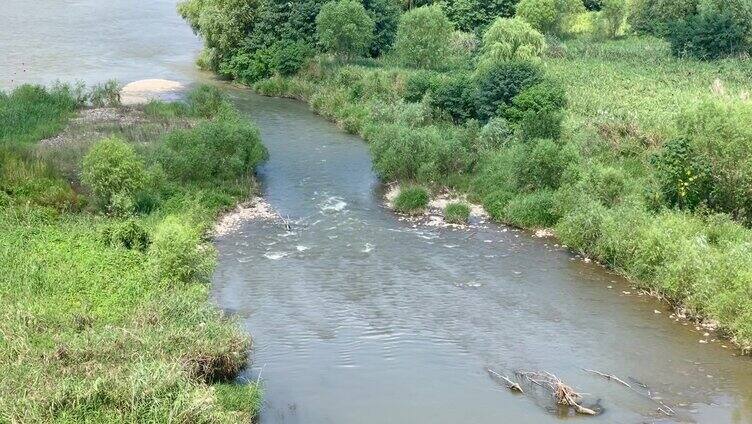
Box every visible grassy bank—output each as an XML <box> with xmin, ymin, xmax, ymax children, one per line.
<box><xmin>248</xmin><ymin>35</ymin><xmax>752</xmax><ymax>351</ymax></box>
<box><xmin>0</xmin><ymin>84</ymin><xmax>266</xmax><ymax>421</ymax></box>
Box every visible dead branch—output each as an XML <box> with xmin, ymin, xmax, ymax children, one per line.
<box><xmin>583</xmin><ymin>369</ymin><xmax>632</xmax><ymax>388</ymax></box>
<box><xmin>517</xmin><ymin>371</ymin><xmax>597</xmax><ymax>416</ymax></box>
<box><xmin>487</xmin><ymin>368</ymin><xmax>523</xmax><ymax>393</ymax></box>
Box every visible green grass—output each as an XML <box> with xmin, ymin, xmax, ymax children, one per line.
<box><xmin>394</xmin><ymin>186</ymin><xmax>430</xmax><ymax>215</ymax></box>
<box><xmin>548</xmin><ymin>36</ymin><xmax>752</xmax><ymax>137</ymax></box>
<box><xmin>0</xmin><ymin>85</ymin><xmax>264</xmax><ymax>422</ymax></box>
<box><xmin>444</xmin><ymin>202</ymin><xmax>470</xmax><ymax>224</ymax></box>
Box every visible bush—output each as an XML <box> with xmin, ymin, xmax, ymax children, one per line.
<box><xmin>370</xmin><ymin>124</ymin><xmax>472</xmax><ymax>182</ymax></box>
<box><xmin>667</xmin><ymin>11</ymin><xmax>749</xmax><ymax>59</ymax></box>
<box><xmin>362</xmin><ymin>0</ymin><xmax>402</xmax><ymax>57</ymax></box>
<box><xmin>652</xmin><ymin>137</ymin><xmax>712</xmax><ymax>210</ymax></box>
<box><xmin>515</xmin><ymin>0</ymin><xmax>584</xmax><ymax>35</ymax></box>
<box><xmin>671</xmin><ymin>100</ymin><xmax>752</xmax><ymax>224</ymax></box>
<box><xmin>475</xmin><ymin>60</ymin><xmax>543</xmax><ymax>122</ymax></box>
<box><xmin>429</xmin><ymin>73</ymin><xmax>478</xmax><ymax>123</ymax></box>
<box><xmin>186</xmin><ymin>85</ymin><xmax>228</xmax><ymax>118</ymax></box>
<box><xmin>444</xmin><ymin>202</ymin><xmax>470</xmax><ymax>223</ymax></box>
<box><xmin>0</xmin><ymin>84</ymin><xmax>77</xmax><ymax>144</ymax></box>
<box><xmin>627</xmin><ymin>0</ymin><xmax>698</xmax><ymax>36</ymax></box>
<box><xmin>102</xmin><ymin>219</ymin><xmax>150</xmax><ymax>251</ymax></box>
<box><xmin>273</xmin><ymin>41</ymin><xmax>314</xmax><ymax>76</ymax></box>
<box><xmin>515</xmin><ymin>138</ymin><xmax>577</xmax><ymax>191</ymax></box>
<box><xmin>403</xmin><ymin>70</ymin><xmax>442</xmax><ymax>102</ymax></box>
<box><xmin>444</xmin><ymin>0</ymin><xmax>519</xmax><ymax>31</ymax></box>
<box><xmin>477</xmin><ymin>18</ymin><xmax>546</xmax><ymax>71</ymax></box>
<box><xmin>594</xmin><ymin>0</ymin><xmax>627</xmax><ymax>38</ymax></box>
<box><xmin>504</xmin><ymin>190</ymin><xmax>557</xmax><ymax>227</ymax></box>
<box><xmin>149</xmin><ymin>216</ymin><xmax>216</xmax><ymax>284</ymax></box>
<box><xmin>482</xmin><ymin>189</ymin><xmax>515</xmax><ymax>220</ymax></box>
<box><xmin>477</xmin><ymin>117</ymin><xmax>514</xmax><ymax>150</ymax></box>
<box><xmin>394</xmin><ymin>5</ymin><xmax>454</xmax><ymax>69</ymax></box>
<box><xmin>82</xmin><ymin>137</ymin><xmax>146</xmax><ymax>213</ymax></box>
<box><xmin>158</xmin><ymin>118</ymin><xmax>267</xmax><ymax>184</ymax></box>
<box><xmin>503</xmin><ymin>80</ymin><xmax>567</xmax><ymax>140</ymax></box>
<box><xmin>394</xmin><ymin>186</ymin><xmax>430</xmax><ymax>214</ymax></box>
<box><xmin>316</xmin><ymin>0</ymin><xmax>375</xmax><ymax>59</ymax></box>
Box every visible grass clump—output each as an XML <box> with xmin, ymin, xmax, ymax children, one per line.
<box><xmin>394</xmin><ymin>186</ymin><xmax>430</xmax><ymax>214</ymax></box>
<box><xmin>0</xmin><ymin>84</ymin><xmax>265</xmax><ymax>422</ymax></box>
<box><xmin>444</xmin><ymin>202</ymin><xmax>470</xmax><ymax>224</ymax></box>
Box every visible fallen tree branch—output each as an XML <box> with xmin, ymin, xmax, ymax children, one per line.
<box><xmin>487</xmin><ymin>368</ymin><xmax>523</xmax><ymax>393</ymax></box>
<box><xmin>582</xmin><ymin>369</ymin><xmax>632</xmax><ymax>388</ymax></box>
<box><xmin>517</xmin><ymin>371</ymin><xmax>598</xmax><ymax>416</ymax></box>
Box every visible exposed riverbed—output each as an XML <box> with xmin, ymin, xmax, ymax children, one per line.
<box><xmin>3</xmin><ymin>1</ymin><xmax>752</xmax><ymax>423</ymax></box>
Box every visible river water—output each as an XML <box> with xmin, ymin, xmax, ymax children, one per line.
<box><xmin>3</xmin><ymin>1</ymin><xmax>752</xmax><ymax>423</ymax></box>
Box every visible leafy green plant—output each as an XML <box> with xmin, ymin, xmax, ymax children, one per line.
<box><xmin>594</xmin><ymin>0</ymin><xmax>627</xmax><ymax>38</ymax></box>
<box><xmin>273</xmin><ymin>40</ymin><xmax>314</xmax><ymax>76</ymax></box>
<box><xmin>475</xmin><ymin>60</ymin><xmax>543</xmax><ymax>122</ymax></box>
<box><xmin>149</xmin><ymin>215</ymin><xmax>216</xmax><ymax>284</ymax></box>
<box><xmin>503</xmin><ymin>80</ymin><xmax>567</xmax><ymax>140</ymax></box>
<box><xmin>394</xmin><ymin>5</ymin><xmax>454</xmax><ymax>69</ymax></box>
<box><xmin>82</xmin><ymin>137</ymin><xmax>146</xmax><ymax>214</ymax></box>
<box><xmin>429</xmin><ymin>73</ymin><xmax>478</xmax><ymax>123</ymax></box>
<box><xmin>667</xmin><ymin>11</ymin><xmax>749</xmax><ymax>59</ymax></box>
<box><xmin>88</xmin><ymin>80</ymin><xmax>121</xmax><ymax>107</ymax></box>
<box><xmin>477</xmin><ymin>17</ymin><xmax>546</xmax><ymax>71</ymax></box>
<box><xmin>403</xmin><ymin>70</ymin><xmax>442</xmax><ymax>103</ymax></box>
<box><xmin>316</xmin><ymin>0</ymin><xmax>375</xmax><ymax>59</ymax></box>
<box><xmin>515</xmin><ymin>0</ymin><xmax>583</xmax><ymax>35</ymax></box>
<box><xmin>101</xmin><ymin>219</ymin><xmax>150</xmax><ymax>251</ymax></box>
<box><xmin>478</xmin><ymin>117</ymin><xmax>514</xmax><ymax>150</ymax></box>
<box><xmin>444</xmin><ymin>0</ymin><xmax>519</xmax><ymax>31</ymax></box>
<box><xmin>394</xmin><ymin>186</ymin><xmax>430</xmax><ymax>214</ymax></box>
<box><xmin>362</xmin><ymin>0</ymin><xmax>402</xmax><ymax>57</ymax></box>
<box><xmin>444</xmin><ymin>202</ymin><xmax>470</xmax><ymax>223</ymax></box>
<box><xmin>186</xmin><ymin>85</ymin><xmax>229</xmax><ymax>118</ymax></box>
<box><xmin>158</xmin><ymin>118</ymin><xmax>268</xmax><ymax>184</ymax></box>
<box><xmin>652</xmin><ymin>137</ymin><xmax>712</xmax><ymax>210</ymax></box>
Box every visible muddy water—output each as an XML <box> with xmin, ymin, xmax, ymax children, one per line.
<box><xmin>3</xmin><ymin>2</ymin><xmax>752</xmax><ymax>423</ymax></box>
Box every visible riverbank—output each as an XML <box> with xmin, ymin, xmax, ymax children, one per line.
<box><xmin>0</xmin><ymin>83</ymin><xmax>266</xmax><ymax>421</ymax></box>
<box><xmin>248</xmin><ymin>38</ymin><xmax>752</xmax><ymax>353</ymax></box>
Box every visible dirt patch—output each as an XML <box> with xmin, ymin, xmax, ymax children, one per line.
<box><xmin>213</xmin><ymin>197</ymin><xmax>279</xmax><ymax>237</ymax></box>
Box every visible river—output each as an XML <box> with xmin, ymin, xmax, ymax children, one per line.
<box><xmin>3</xmin><ymin>1</ymin><xmax>752</xmax><ymax>423</ymax></box>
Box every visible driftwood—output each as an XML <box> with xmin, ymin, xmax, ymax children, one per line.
<box><xmin>517</xmin><ymin>371</ymin><xmax>597</xmax><ymax>416</ymax></box>
<box><xmin>487</xmin><ymin>368</ymin><xmax>523</xmax><ymax>393</ymax></box>
<box><xmin>582</xmin><ymin>369</ymin><xmax>632</xmax><ymax>388</ymax></box>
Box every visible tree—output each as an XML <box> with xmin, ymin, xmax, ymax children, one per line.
<box><xmin>362</xmin><ymin>0</ymin><xmax>403</xmax><ymax>57</ymax></box>
<box><xmin>444</xmin><ymin>0</ymin><xmax>519</xmax><ymax>32</ymax></box>
<box><xmin>515</xmin><ymin>0</ymin><xmax>583</xmax><ymax>35</ymax></box>
<box><xmin>477</xmin><ymin>17</ymin><xmax>545</xmax><ymax>72</ymax></box>
<box><xmin>394</xmin><ymin>5</ymin><xmax>454</xmax><ymax>69</ymax></box>
<box><xmin>316</xmin><ymin>0</ymin><xmax>375</xmax><ymax>59</ymax></box>
<box><xmin>595</xmin><ymin>0</ymin><xmax>627</xmax><ymax>38</ymax></box>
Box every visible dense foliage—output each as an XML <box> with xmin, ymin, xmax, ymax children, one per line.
<box><xmin>394</xmin><ymin>5</ymin><xmax>454</xmax><ymax>69</ymax></box>
<box><xmin>316</xmin><ymin>0</ymin><xmax>375</xmax><ymax>58</ymax></box>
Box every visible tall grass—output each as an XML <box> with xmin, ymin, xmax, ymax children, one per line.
<box><xmin>0</xmin><ymin>84</ymin><xmax>264</xmax><ymax>422</ymax></box>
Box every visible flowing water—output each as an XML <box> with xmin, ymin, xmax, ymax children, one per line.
<box><xmin>3</xmin><ymin>2</ymin><xmax>752</xmax><ymax>423</ymax></box>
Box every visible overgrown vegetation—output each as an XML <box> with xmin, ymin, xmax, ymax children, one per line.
<box><xmin>184</xmin><ymin>0</ymin><xmax>752</xmax><ymax>350</ymax></box>
<box><xmin>0</xmin><ymin>84</ymin><xmax>266</xmax><ymax>421</ymax></box>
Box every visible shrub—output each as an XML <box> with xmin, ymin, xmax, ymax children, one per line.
<box><xmin>0</xmin><ymin>84</ymin><xmax>77</xmax><ymax>144</ymax></box>
<box><xmin>515</xmin><ymin>0</ymin><xmax>584</xmax><ymax>35</ymax></box>
<box><xmin>444</xmin><ymin>0</ymin><xmax>519</xmax><ymax>31</ymax></box>
<box><xmin>149</xmin><ymin>216</ymin><xmax>216</xmax><ymax>284</ymax></box>
<box><xmin>584</xmin><ymin>0</ymin><xmax>602</xmax><ymax>11</ymax></box>
<box><xmin>394</xmin><ymin>5</ymin><xmax>454</xmax><ymax>69</ymax></box>
<box><xmin>515</xmin><ymin>138</ymin><xmax>578</xmax><ymax>191</ymax></box>
<box><xmin>652</xmin><ymin>137</ymin><xmax>712</xmax><ymax>210</ymax></box>
<box><xmin>594</xmin><ymin>0</ymin><xmax>627</xmax><ymax>38</ymax></box>
<box><xmin>503</xmin><ymin>80</ymin><xmax>567</xmax><ymax>140</ymax></box>
<box><xmin>394</xmin><ymin>186</ymin><xmax>430</xmax><ymax>214</ymax></box>
<box><xmin>444</xmin><ymin>202</ymin><xmax>471</xmax><ymax>223</ymax></box>
<box><xmin>504</xmin><ymin>190</ymin><xmax>557</xmax><ymax>227</ymax></box>
<box><xmin>370</xmin><ymin>124</ymin><xmax>472</xmax><ymax>182</ymax></box>
<box><xmin>220</xmin><ymin>47</ymin><xmax>276</xmax><ymax>84</ymax></box>
<box><xmin>362</xmin><ymin>0</ymin><xmax>402</xmax><ymax>57</ymax></box>
<box><xmin>158</xmin><ymin>118</ymin><xmax>267</xmax><ymax>184</ymax></box>
<box><xmin>482</xmin><ymin>189</ymin><xmax>515</xmax><ymax>220</ymax></box>
<box><xmin>403</xmin><ymin>70</ymin><xmax>442</xmax><ymax>102</ymax></box>
<box><xmin>672</xmin><ymin>100</ymin><xmax>752</xmax><ymax>224</ymax></box>
<box><xmin>667</xmin><ymin>11</ymin><xmax>749</xmax><ymax>59</ymax></box>
<box><xmin>475</xmin><ymin>60</ymin><xmax>543</xmax><ymax>122</ymax></box>
<box><xmin>186</xmin><ymin>85</ymin><xmax>228</xmax><ymax>118</ymax></box>
<box><xmin>429</xmin><ymin>73</ymin><xmax>478</xmax><ymax>123</ymax></box>
<box><xmin>143</xmin><ymin>100</ymin><xmax>190</xmax><ymax>119</ymax></box>
<box><xmin>477</xmin><ymin>117</ymin><xmax>514</xmax><ymax>150</ymax></box>
<box><xmin>273</xmin><ymin>41</ymin><xmax>314</xmax><ymax>76</ymax></box>
<box><xmin>477</xmin><ymin>17</ymin><xmax>546</xmax><ymax>71</ymax></box>
<box><xmin>316</xmin><ymin>0</ymin><xmax>375</xmax><ymax>59</ymax></box>
<box><xmin>102</xmin><ymin>219</ymin><xmax>150</xmax><ymax>251</ymax></box>
<box><xmin>82</xmin><ymin>137</ymin><xmax>146</xmax><ymax>213</ymax></box>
